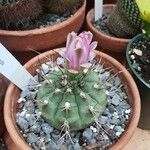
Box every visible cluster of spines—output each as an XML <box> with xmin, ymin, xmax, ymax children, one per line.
<box><xmin>43</xmin><ymin>0</ymin><xmax>80</xmax><ymax>14</ymax></box>
<box><xmin>118</xmin><ymin>0</ymin><xmax>142</xmax><ymax>27</ymax></box>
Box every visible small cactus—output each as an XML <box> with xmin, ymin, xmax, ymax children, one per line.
<box><xmin>107</xmin><ymin>0</ymin><xmax>142</xmax><ymax>38</ymax></box>
<box><xmin>43</xmin><ymin>0</ymin><xmax>80</xmax><ymax>14</ymax></box>
<box><xmin>0</xmin><ymin>0</ymin><xmax>42</xmax><ymax>26</ymax></box>
<box><xmin>36</xmin><ymin>31</ymin><xmax>107</xmax><ymax>131</ymax></box>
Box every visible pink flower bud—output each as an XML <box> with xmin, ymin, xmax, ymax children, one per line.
<box><xmin>59</xmin><ymin>31</ymin><xmax>97</xmax><ymax>72</ymax></box>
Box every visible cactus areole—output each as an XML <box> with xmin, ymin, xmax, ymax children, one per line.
<box><xmin>37</xmin><ymin>31</ymin><xmax>107</xmax><ymax>131</ymax></box>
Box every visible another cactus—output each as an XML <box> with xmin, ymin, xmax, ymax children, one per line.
<box><xmin>43</xmin><ymin>0</ymin><xmax>81</xmax><ymax>14</ymax></box>
<box><xmin>107</xmin><ymin>0</ymin><xmax>142</xmax><ymax>38</ymax></box>
<box><xmin>0</xmin><ymin>0</ymin><xmax>42</xmax><ymax>26</ymax></box>
<box><xmin>36</xmin><ymin>31</ymin><xmax>107</xmax><ymax>131</ymax></box>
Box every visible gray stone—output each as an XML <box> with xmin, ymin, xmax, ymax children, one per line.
<box><xmin>74</xmin><ymin>142</ymin><xmax>81</xmax><ymax>150</ymax></box>
<box><xmin>24</xmin><ymin>100</ymin><xmax>35</xmax><ymax>113</ymax></box>
<box><xmin>47</xmin><ymin>140</ymin><xmax>57</xmax><ymax>150</ymax></box>
<box><xmin>82</xmin><ymin>128</ymin><xmax>93</xmax><ymax>141</ymax></box>
<box><xmin>26</xmin><ymin>91</ymin><xmax>37</xmax><ymax>100</ymax></box>
<box><xmin>16</xmin><ymin>115</ymin><xmax>29</xmax><ymax>130</ymax></box>
<box><xmin>89</xmin><ymin>138</ymin><xmax>96</xmax><ymax>144</ymax></box>
<box><xmin>26</xmin><ymin>115</ymin><xmax>36</xmax><ymax>126</ymax></box>
<box><xmin>51</xmin><ymin>133</ymin><xmax>60</xmax><ymax>141</ymax></box>
<box><xmin>27</xmin><ymin>133</ymin><xmax>38</xmax><ymax>143</ymax></box>
<box><xmin>99</xmin><ymin>116</ymin><xmax>108</xmax><ymax>124</ymax></box>
<box><xmin>111</xmin><ymin>94</ymin><xmax>120</xmax><ymax>106</ymax></box>
<box><xmin>41</xmin><ymin>123</ymin><xmax>53</xmax><ymax>134</ymax></box>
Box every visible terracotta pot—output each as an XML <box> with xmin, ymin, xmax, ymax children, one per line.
<box><xmin>86</xmin><ymin>4</ymin><xmax>130</xmax><ymax>53</ymax></box>
<box><xmin>0</xmin><ymin>0</ymin><xmax>86</xmax><ymax>52</ymax></box>
<box><xmin>0</xmin><ymin>74</ymin><xmax>9</xmax><ymax>136</ymax></box>
<box><xmin>4</xmin><ymin>49</ymin><xmax>140</xmax><ymax>150</ymax></box>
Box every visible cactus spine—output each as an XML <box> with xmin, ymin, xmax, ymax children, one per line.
<box><xmin>107</xmin><ymin>0</ymin><xmax>142</xmax><ymax>38</ymax></box>
<box><xmin>0</xmin><ymin>0</ymin><xmax>42</xmax><ymax>26</ymax></box>
<box><xmin>37</xmin><ymin>67</ymin><xmax>107</xmax><ymax>131</ymax></box>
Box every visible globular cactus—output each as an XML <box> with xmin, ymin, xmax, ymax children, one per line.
<box><xmin>0</xmin><ymin>0</ymin><xmax>42</xmax><ymax>27</ymax></box>
<box><xmin>107</xmin><ymin>0</ymin><xmax>142</xmax><ymax>38</ymax></box>
<box><xmin>36</xmin><ymin>31</ymin><xmax>107</xmax><ymax>131</ymax></box>
<box><xmin>37</xmin><ymin>69</ymin><xmax>107</xmax><ymax>131</ymax></box>
<box><xmin>43</xmin><ymin>0</ymin><xmax>80</xmax><ymax>14</ymax></box>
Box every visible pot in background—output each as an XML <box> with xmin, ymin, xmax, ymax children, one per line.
<box><xmin>86</xmin><ymin>4</ymin><xmax>130</xmax><ymax>53</ymax></box>
<box><xmin>0</xmin><ymin>0</ymin><xmax>86</xmax><ymax>52</ymax></box>
<box><xmin>4</xmin><ymin>49</ymin><xmax>140</xmax><ymax>150</ymax></box>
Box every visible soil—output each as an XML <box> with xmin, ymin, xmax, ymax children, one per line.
<box><xmin>128</xmin><ymin>35</ymin><xmax>150</xmax><ymax>85</ymax></box>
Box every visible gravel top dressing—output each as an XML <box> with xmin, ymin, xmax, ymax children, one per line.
<box><xmin>93</xmin><ymin>12</ymin><xmax>116</xmax><ymax>38</ymax></box>
<box><xmin>128</xmin><ymin>35</ymin><xmax>150</xmax><ymax>86</ymax></box>
<box><xmin>16</xmin><ymin>56</ymin><xmax>131</xmax><ymax>150</ymax></box>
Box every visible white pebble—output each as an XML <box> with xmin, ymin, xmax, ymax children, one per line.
<box><xmin>18</xmin><ymin>97</ymin><xmax>26</xmax><ymax>103</ymax></box>
<box><xmin>125</xmin><ymin>109</ymin><xmax>131</xmax><ymax>114</ymax></box>
<box><xmin>116</xmin><ymin>132</ymin><xmax>122</xmax><ymax>136</ymax></box>
<box><xmin>137</xmin><ymin>66</ymin><xmax>141</xmax><ymax>71</ymax></box>
<box><xmin>125</xmin><ymin>115</ymin><xmax>129</xmax><ymax>119</ymax></box>
<box><xmin>90</xmin><ymin>126</ymin><xmax>97</xmax><ymax>133</ymax></box>
<box><xmin>106</xmin><ymin>90</ymin><xmax>109</xmax><ymax>95</ymax></box>
<box><xmin>110</xmin><ymin>125</ymin><xmax>115</xmax><ymax>129</ymax></box>
<box><xmin>133</xmin><ymin>48</ymin><xmax>143</xmax><ymax>56</ymax></box>
<box><xmin>130</xmin><ymin>55</ymin><xmax>135</xmax><ymax>60</ymax></box>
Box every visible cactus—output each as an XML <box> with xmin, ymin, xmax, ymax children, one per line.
<box><xmin>36</xmin><ymin>31</ymin><xmax>107</xmax><ymax>131</ymax></box>
<box><xmin>107</xmin><ymin>0</ymin><xmax>142</xmax><ymax>38</ymax></box>
<box><xmin>0</xmin><ymin>0</ymin><xmax>42</xmax><ymax>26</ymax></box>
<box><xmin>43</xmin><ymin>0</ymin><xmax>80</xmax><ymax>14</ymax></box>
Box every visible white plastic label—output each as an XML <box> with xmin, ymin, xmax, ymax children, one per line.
<box><xmin>95</xmin><ymin>0</ymin><xmax>103</xmax><ymax>21</ymax></box>
<box><xmin>0</xmin><ymin>43</ymin><xmax>37</xmax><ymax>91</ymax></box>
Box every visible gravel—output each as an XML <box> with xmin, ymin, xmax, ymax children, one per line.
<box><xmin>93</xmin><ymin>13</ymin><xmax>116</xmax><ymax>38</ymax></box>
<box><xmin>16</xmin><ymin>57</ymin><xmax>132</xmax><ymax>150</ymax></box>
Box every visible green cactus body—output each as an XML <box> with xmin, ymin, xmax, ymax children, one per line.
<box><xmin>107</xmin><ymin>0</ymin><xmax>142</xmax><ymax>38</ymax></box>
<box><xmin>37</xmin><ymin>68</ymin><xmax>107</xmax><ymax>131</ymax></box>
<box><xmin>44</xmin><ymin>0</ymin><xmax>80</xmax><ymax>14</ymax></box>
<box><xmin>0</xmin><ymin>0</ymin><xmax>42</xmax><ymax>26</ymax></box>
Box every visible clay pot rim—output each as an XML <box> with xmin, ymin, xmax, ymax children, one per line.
<box><xmin>0</xmin><ymin>0</ymin><xmax>86</xmax><ymax>36</ymax></box>
<box><xmin>86</xmin><ymin>4</ymin><xmax>130</xmax><ymax>43</ymax></box>
<box><xmin>126</xmin><ymin>33</ymin><xmax>150</xmax><ymax>89</ymax></box>
<box><xmin>4</xmin><ymin>49</ymin><xmax>141</xmax><ymax>150</ymax></box>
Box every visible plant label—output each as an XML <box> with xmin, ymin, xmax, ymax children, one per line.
<box><xmin>0</xmin><ymin>43</ymin><xmax>37</xmax><ymax>91</ymax></box>
<box><xmin>95</xmin><ymin>0</ymin><xmax>103</xmax><ymax>21</ymax></box>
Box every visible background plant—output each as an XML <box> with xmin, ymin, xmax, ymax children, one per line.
<box><xmin>43</xmin><ymin>0</ymin><xmax>81</xmax><ymax>14</ymax></box>
<box><xmin>0</xmin><ymin>0</ymin><xmax>42</xmax><ymax>27</ymax></box>
<box><xmin>107</xmin><ymin>0</ymin><xmax>142</xmax><ymax>38</ymax></box>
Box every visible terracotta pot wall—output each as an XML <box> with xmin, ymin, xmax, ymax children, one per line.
<box><xmin>0</xmin><ymin>74</ymin><xmax>9</xmax><ymax>136</ymax></box>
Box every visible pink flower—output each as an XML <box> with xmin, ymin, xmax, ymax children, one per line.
<box><xmin>60</xmin><ymin>31</ymin><xmax>97</xmax><ymax>72</ymax></box>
